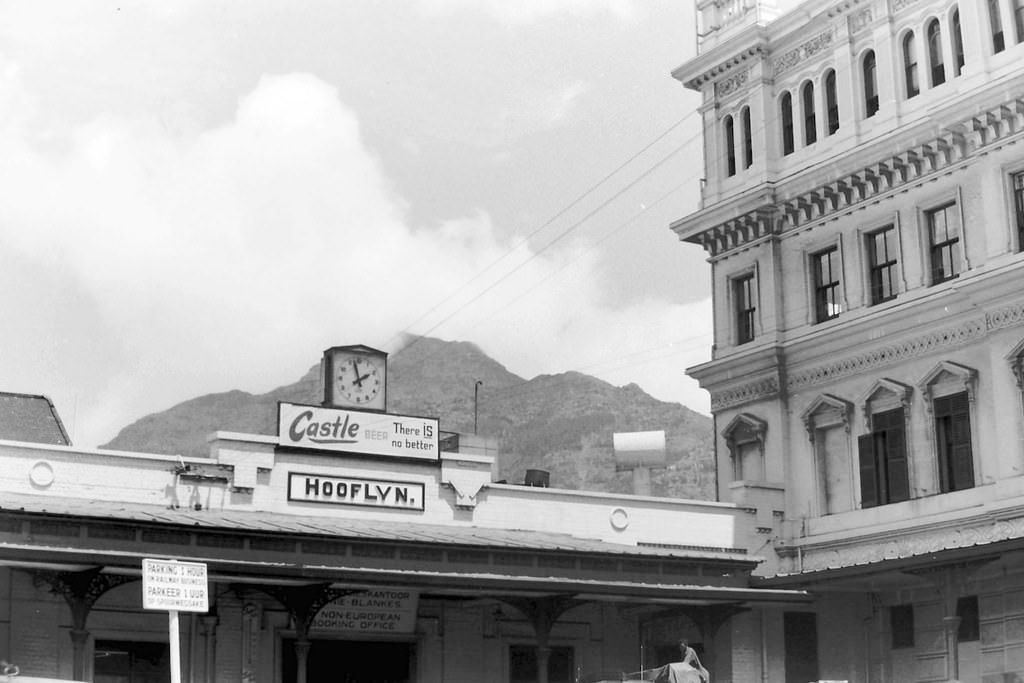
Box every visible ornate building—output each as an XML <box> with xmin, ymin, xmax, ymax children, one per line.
<box><xmin>672</xmin><ymin>0</ymin><xmax>1024</xmax><ymax>681</ymax></box>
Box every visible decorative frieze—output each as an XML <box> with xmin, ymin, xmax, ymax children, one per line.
<box><xmin>847</xmin><ymin>6</ymin><xmax>873</xmax><ymax>34</ymax></box>
<box><xmin>892</xmin><ymin>0</ymin><xmax>922</xmax><ymax>11</ymax></box>
<box><xmin>772</xmin><ymin>28</ymin><xmax>835</xmax><ymax>76</ymax></box>
<box><xmin>781</xmin><ymin>514</ymin><xmax>1024</xmax><ymax>575</ymax></box>
<box><xmin>787</xmin><ymin>318</ymin><xmax>987</xmax><ymax>392</ymax></box>
<box><xmin>988</xmin><ymin>301</ymin><xmax>1024</xmax><ymax>330</ymax></box>
<box><xmin>710</xmin><ymin>375</ymin><xmax>779</xmax><ymax>411</ymax></box>
<box><xmin>715</xmin><ymin>69</ymin><xmax>749</xmax><ymax>99</ymax></box>
<box><xmin>680</xmin><ymin>97</ymin><xmax>1023</xmax><ymax>259</ymax></box>
<box><xmin>713</xmin><ymin>305</ymin><xmax>1024</xmax><ymax>412</ymax></box>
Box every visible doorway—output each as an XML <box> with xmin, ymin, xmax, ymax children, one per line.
<box><xmin>281</xmin><ymin>638</ymin><xmax>414</xmax><ymax>683</ymax></box>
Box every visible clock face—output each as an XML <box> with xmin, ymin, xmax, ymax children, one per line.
<box><xmin>334</xmin><ymin>356</ymin><xmax>383</xmax><ymax>406</ymax></box>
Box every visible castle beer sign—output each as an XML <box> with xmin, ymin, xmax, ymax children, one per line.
<box><xmin>278</xmin><ymin>401</ymin><xmax>439</xmax><ymax>460</ymax></box>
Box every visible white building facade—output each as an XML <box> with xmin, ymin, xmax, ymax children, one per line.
<box><xmin>0</xmin><ymin>390</ymin><xmax>807</xmax><ymax>683</ymax></box>
<box><xmin>672</xmin><ymin>0</ymin><xmax>1024</xmax><ymax>681</ymax></box>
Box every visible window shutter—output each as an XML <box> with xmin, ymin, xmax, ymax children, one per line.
<box><xmin>950</xmin><ymin>408</ymin><xmax>974</xmax><ymax>491</ymax></box>
<box><xmin>886</xmin><ymin>422</ymin><xmax>910</xmax><ymax>503</ymax></box>
<box><xmin>858</xmin><ymin>434</ymin><xmax>878</xmax><ymax>508</ymax></box>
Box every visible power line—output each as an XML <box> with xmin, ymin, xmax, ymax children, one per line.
<box><xmin>384</xmin><ymin>111</ymin><xmax>701</xmax><ymax>356</ymax></box>
<box><xmin>394</xmin><ymin>130</ymin><xmax>700</xmax><ymax>351</ymax></box>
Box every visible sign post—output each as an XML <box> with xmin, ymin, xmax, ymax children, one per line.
<box><xmin>142</xmin><ymin>559</ymin><xmax>209</xmax><ymax>683</ymax></box>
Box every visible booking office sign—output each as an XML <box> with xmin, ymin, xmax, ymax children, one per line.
<box><xmin>278</xmin><ymin>401</ymin><xmax>439</xmax><ymax>511</ymax></box>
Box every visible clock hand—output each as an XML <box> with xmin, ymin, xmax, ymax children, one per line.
<box><xmin>350</xmin><ymin>360</ymin><xmax>365</xmax><ymax>388</ymax></box>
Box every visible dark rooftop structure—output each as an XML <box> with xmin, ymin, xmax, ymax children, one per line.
<box><xmin>0</xmin><ymin>392</ymin><xmax>70</xmax><ymax>446</ymax></box>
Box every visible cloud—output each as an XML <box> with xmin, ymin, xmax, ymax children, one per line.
<box><xmin>0</xmin><ymin>66</ymin><xmax>708</xmax><ymax>448</ymax></box>
<box><xmin>417</xmin><ymin>0</ymin><xmax>637</xmax><ymax>25</ymax></box>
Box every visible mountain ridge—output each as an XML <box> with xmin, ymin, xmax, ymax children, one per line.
<box><xmin>102</xmin><ymin>336</ymin><xmax>715</xmax><ymax>499</ymax></box>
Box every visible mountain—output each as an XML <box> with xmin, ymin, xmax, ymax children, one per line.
<box><xmin>101</xmin><ymin>336</ymin><xmax>715</xmax><ymax>500</ymax></box>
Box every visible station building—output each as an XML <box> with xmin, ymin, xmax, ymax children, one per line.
<box><xmin>672</xmin><ymin>0</ymin><xmax>1024</xmax><ymax>681</ymax></box>
<box><xmin>0</xmin><ymin>345</ymin><xmax>807</xmax><ymax>683</ymax></box>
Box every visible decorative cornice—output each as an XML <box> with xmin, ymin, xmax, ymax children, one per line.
<box><xmin>771</xmin><ymin>26</ymin><xmax>836</xmax><ymax>76</ymax></box>
<box><xmin>715</xmin><ymin>68</ymin><xmax>750</xmax><ymax>100</ymax></box>
<box><xmin>711</xmin><ymin>374</ymin><xmax>780</xmax><ymax>412</ymax></box>
<box><xmin>778</xmin><ymin>513</ymin><xmax>1024</xmax><ymax>575</ymax></box>
<box><xmin>681</xmin><ymin>45</ymin><xmax>767</xmax><ymax>91</ymax></box>
<box><xmin>847</xmin><ymin>6</ymin><xmax>873</xmax><ymax>35</ymax></box>
<box><xmin>709</xmin><ymin>302</ymin><xmax>1024</xmax><ymax>410</ymax></box>
<box><xmin>918</xmin><ymin>360</ymin><xmax>978</xmax><ymax>413</ymax></box>
<box><xmin>788</xmin><ymin>317</ymin><xmax>987</xmax><ymax>393</ymax></box>
<box><xmin>892</xmin><ymin>0</ymin><xmax>923</xmax><ymax>12</ymax></box>
<box><xmin>686</xmin><ymin>98</ymin><xmax>1024</xmax><ymax>258</ymax></box>
<box><xmin>801</xmin><ymin>394</ymin><xmax>853</xmax><ymax>440</ymax></box>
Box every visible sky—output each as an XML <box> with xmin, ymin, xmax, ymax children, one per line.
<box><xmin>0</xmin><ymin>0</ymin><xmax>793</xmax><ymax>448</ymax></box>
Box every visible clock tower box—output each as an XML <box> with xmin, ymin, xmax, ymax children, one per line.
<box><xmin>321</xmin><ymin>344</ymin><xmax>388</xmax><ymax>413</ymax></box>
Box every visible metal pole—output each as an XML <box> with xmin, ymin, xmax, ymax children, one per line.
<box><xmin>474</xmin><ymin>380</ymin><xmax>483</xmax><ymax>434</ymax></box>
<box><xmin>169</xmin><ymin>610</ymin><xmax>181</xmax><ymax>683</ymax></box>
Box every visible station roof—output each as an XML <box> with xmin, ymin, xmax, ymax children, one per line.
<box><xmin>0</xmin><ymin>492</ymin><xmax>812</xmax><ymax>606</ymax></box>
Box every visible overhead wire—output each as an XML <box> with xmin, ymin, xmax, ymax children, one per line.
<box><xmin>390</xmin><ymin>128</ymin><xmax>701</xmax><ymax>354</ymax></box>
<box><xmin>383</xmin><ymin>111</ymin><xmax>701</xmax><ymax>356</ymax></box>
<box><xmin>381</xmin><ymin>97</ymin><xmax>802</xmax><ymax>395</ymax></box>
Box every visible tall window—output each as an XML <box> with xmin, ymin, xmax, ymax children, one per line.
<box><xmin>927</xmin><ymin>19</ymin><xmax>946</xmax><ymax>86</ymax></box>
<box><xmin>858</xmin><ymin>407</ymin><xmax>910</xmax><ymax>508</ymax></box>
<box><xmin>725</xmin><ymin>414</ymin><xmax>766</xmax><ymax>482</ymax></box>
<box><xmin>927</xmin><ymin>201</ymin><xmax>962</xmax><ymax>284</ymax></box>
<box><xmin>784</xmin><ymin>613</ymin><xmax>820</xmax><ymax>683</ymax></box>
<box><xmin>781</xmin><ymin>92</ymin><xmax>795</xmax><ymax>155</ymax></box>
<box><xmin>958</xmin><ymin>596</ymin><xmax>980</xmax><ymax>642</ymax></box>
<box><xmin>903</xmin><ymin>31</ymin><xmax>920</xmax><ymax>98</ymax></box>
<box><xmin>741</xmin><ymin>106</ymin><xmax>753</xmax><ymax>169</ymax></box>
<box><xmin>934</xmin><ymin>391</ymin><xmax>974</xmax><ymax>492</ymax></box>
<box><xmin>1014</xmin><ymin>171</ymin><xmax>1024</xmax><ymax>251</ymax></box>
<box><xmin>734</xmin><ymin>274</ymin><xmax>756</xmax><ymax>344</ymax></box>
<box><xmin>863</xmin><ymin>50</ymin><xmax>879</xmax><ymax>117</ymax></box>
<box><xmin>867</xmin><ymin>225</ymin><xmax>898</xmax><ymax>305</ymax></box>
<box><xmin>803</xmin><ymin>396</ymin><xmax>854</xmax><ymax>515</ymax></box>
<box><xmin>812</xmin><ymin>247</ymin><xmax>842</xmax><ymax>322</ymax></box>
<box><xmin>952</xmin><ymin>9</ymin><xmax>965</xmax><ymax>75</ymax></box>
<box><xmin>990</xmin><ymin>0</ymin><xmax>1006</xmax><ymax>52</ymax></box>
<box><xmin>724</xmin><ymin>115</ymin><xmax>736</xmax><ymax>177</ymax></box>
<box><xmin>1016</xmin><ymin>0</ymin><xmax>1024</xmax><ymax>43</ymax></box>
<box><xmin>802</xmin><ymin>81</ymin><xmax>817</xmax><ymax>145</ymax></box>
<box><xmin>825</xmin><ymin>69</ymin><xmax>839</xmax><ymax>135</ymax></box>
<box><xmin>891</xmin><ymin>605</ymin><xmax>915</xmax><ymax>648</ymax></box>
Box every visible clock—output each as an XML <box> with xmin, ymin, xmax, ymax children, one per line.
<box><xmin>322</xmin><ymin>345</ymin><xmax>388</xmax><ymax>412</ymax></box>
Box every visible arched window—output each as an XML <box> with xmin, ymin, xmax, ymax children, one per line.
<box><xmin>724</xmin><ymin>115</ymin><xmax>736</xmax><ymax>177</ymax></box>
<box><xmin>863</xmin><ymin>50</ymin><xmax>879</xmax><ymax>117</ymax></box>
<box><xmin>802</xmin><ymin>81</ymin><xmax>817</xmax><ymax>145</ymax></box>
<box><xmin>903</xmin><ymin>31</ymin><xmax>920</xmax><ymax>98</ymax></box>
<box><xmin>781</xmin><ymin>91</ymin><xmax>795</xmax><ymax>155</ymax></box>
<box><xmin>824</xmin><ymin>69</ymin><xmax>839</xmax><ymax>135</ymax></box>
<box><xmin>952</xmin><ymin>9</ymin><xmax>965</xmax><ymax>76</ymax></box>
<box><xmin>927</xmin><ymin>19</ymin><xmax>946</xmax><ymax>86</ymax></box>
<box><xmin>741</xmin><ymin>106</ymin><xmax>753</xmax><ymax>169</ymax></box>
<box><xmin>990</xmin><ymin>0</ymin><xmax>1006</xmax><ymax>52</ymax></box>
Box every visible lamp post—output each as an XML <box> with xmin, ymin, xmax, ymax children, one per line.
<box><xmin>474</xmin><ymin>380</ymin><xmax>483</xmax><ymax>434</ymax></box>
